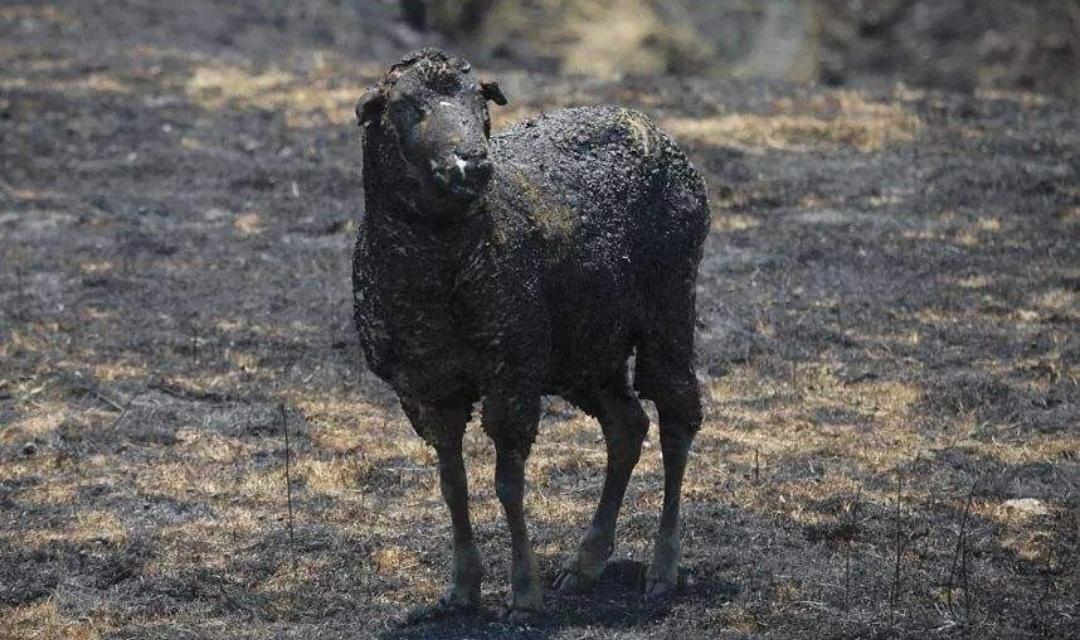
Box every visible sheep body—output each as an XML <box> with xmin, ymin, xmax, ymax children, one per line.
<box><xmin>354</xmin><ymin>105</ymin><xmax>709</xmax><ymax>445</ymax></box>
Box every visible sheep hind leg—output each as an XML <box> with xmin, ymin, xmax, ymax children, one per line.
<box><xmin>643</xmin><ymin>373</ymin><xmax>701</xmax><ymax>600</ymax></box>
<box><xmin>635</xmin><ymin>297</ymin><xmax>703</xmax><ymax>600</ymax></box>
<box><xmin>554</xmin><ymin>383</ymin><xmax>648</xmax><ymax>593</ymax></box>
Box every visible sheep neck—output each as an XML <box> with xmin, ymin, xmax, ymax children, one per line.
<box><xmin>360</xmin><ymin>124</ymin><xmax>490</xmax><ymax>286</ymax></box>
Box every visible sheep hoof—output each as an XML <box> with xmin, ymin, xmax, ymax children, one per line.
<box><xmin>645</xmin><ymin>536</ymin><xmax>681</xmax><ymax>600</ymax></box>
<box><xmin>553</xmin><ymin>566</ymin><xmax>600</xmax><ymax>594</ymax></box>
<box><xmin>404</xmin><ymin>582</ymin><xmax>480</xmax><ymax>623</ymax></box>
<box><xmin>437</xmin><ymin>586</ymin><xmax>480</xmax><ymax>612</ymax></box>
<box><xmin>500</xmin><ymin>589</ymin><xmax>543</xmax><ymax>623</ymax></box>
<box><xmin>645</xmin><ymin>562</ymin><xmax>688</xmax><ymax>601</ymax></box>
<box><xmin>643</xmin><ymin>575</ymin><xmax>678</xmax><ymax>601</ymax></box>
<box><xmin>502</xmin><ymin>607</ymin><xmax>538</xmax><ymax>625</ymax></box>
<box><xmin>405</xmin><ymin>592</ymin><xmax>476</xmax><ymax>624</ymax></box>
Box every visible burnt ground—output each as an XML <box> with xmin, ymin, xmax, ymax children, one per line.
<box><xmin>1</xmin><ymin>2</ymin><xmax>1079</xmax><ymax>639</ymax></box>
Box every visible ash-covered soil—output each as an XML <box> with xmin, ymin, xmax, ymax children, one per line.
<box><xmin>1</xmin><ymin>2</ymin><xmax>1078</xmax><ymax>639</ymax></box>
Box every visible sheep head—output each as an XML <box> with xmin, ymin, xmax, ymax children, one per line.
<box><xmin>356</xmin><ymin>48</ymin><xmax>508</xmax><ymax>207</ymax></box>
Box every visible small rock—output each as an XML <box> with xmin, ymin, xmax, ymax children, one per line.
<box><xmin>21</xmin><ymin>442</ymin><xmax>37</xmax><ymax>457</ymax></box>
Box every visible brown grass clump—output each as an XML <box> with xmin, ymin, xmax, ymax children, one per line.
<box><xmin>664</xmin><ymin>93</ymin><xmax>920</xmax><ymax>152</ymax></box>
<box><xmin>2</xmin><ymin>600</ymin><xmax>113</xmax><ymax>640</ymax></box>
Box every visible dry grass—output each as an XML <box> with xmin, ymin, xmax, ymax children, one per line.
<box><xmin>4</xmin><ymin>599</ymin><xmax>115</xmax><ymax>640</ymax></box>
<box><xmin>664</xmin><ymin>91</ymin><xmax>921</xmax><ymax>152</ymax></box>
<box><xmin>184</xmin><ymin>58</ymin><xmax>381</xmax><ymax>129</ymax></box>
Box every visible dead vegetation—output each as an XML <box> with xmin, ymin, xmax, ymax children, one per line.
<box><xmin>1</xmin><ymin>1</ymin><xmax>1078</xmax><ymax>639</ymax></box>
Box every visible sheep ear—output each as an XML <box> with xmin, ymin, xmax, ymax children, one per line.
<box><xmin>480</xmin><ymin>80</ymin><xmax>508</xmax><ymax>106</ymax></box>
<box><xmin>355</xmin><ymin>87</ymin><xmax>385</xmax><ymax>127</ymax></box>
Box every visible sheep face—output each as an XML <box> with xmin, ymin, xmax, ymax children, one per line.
<box><xmin>357</xmin><ymin>52</ymin><xmax>508</xmax><ymax>207</ymax></box>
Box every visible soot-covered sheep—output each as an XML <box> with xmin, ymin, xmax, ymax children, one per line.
<box><xmin>353</xmin><ymin>49</ymin><xmax>710</xmax><ymax>619</ymax></box>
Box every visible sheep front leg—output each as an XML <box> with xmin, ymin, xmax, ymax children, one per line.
<box><xmin>495</xmin><ymin>444</ymin><xmax>543</xmax><ymax>620</ymax></box>
<box><xmin>484</xmin><ymin>392</ymin><xmax>544</xmax><ymax>621</ymax></box>
<box><xmin>435</xmin><ymin>441</ymin><xmax>483</xmax><ymax>610</ymax></box>
<box><xmin>401</xmin><ymin>399</ymin><xmax>482</xmax><ymax>612</ymax></box>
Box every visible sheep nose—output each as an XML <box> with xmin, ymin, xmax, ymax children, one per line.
<box><xmin>452</xmin><ymin>150</ymin><xmax>491</xmax><ymax>182</ymax></box>
<box><xmin>434</xmin><ymin>149</ymin><xmax>492</xmax><ymax>199</ymax></box>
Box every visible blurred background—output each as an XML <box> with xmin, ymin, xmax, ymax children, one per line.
<box><xmin>9</xmin><ymin>0</ymin><xmax>1076</xmax><ymax>97</ymax></box>
<box><xmin>401</xmin><ymin>0</ymin><xmax>1080</xmax><ymax>98</ymax></box>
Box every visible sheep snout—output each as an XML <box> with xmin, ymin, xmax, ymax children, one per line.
<box><xmin>432</xmin><ymin>149</ymin><xmax>492</xmax><ymax>199</ymax></box>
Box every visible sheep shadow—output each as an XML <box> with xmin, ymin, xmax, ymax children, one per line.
<box><xmin>378</xmin><ymin>559</ymin><xmax>739</xmax><ymax>640</ymax></box>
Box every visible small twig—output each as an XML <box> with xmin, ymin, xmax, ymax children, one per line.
<box><xmin>844</xmin><ymin>486</ymin><xmax>862</xmax><ymax>611</ymax></box>
<box><xmin>961</xmin><ymin>508</ymin><xmax>973</xmax><ymax>631</ymax></box>
<box><xmin>187</xmin><ymin>312</ymin><xmax>200</xmax><ymax>364</ymax></box>
<box><xmin>890</xmin><ymin>472</ymin><xmax>904</xmax><ymax>626</ymax></box>
<box><xmin>946</xmin><ymin>478</ymin><xmax>978</xmax><ymax>614</ymax></box>
<box><xmin>281</xmin><ymin>403</ymin><xmax>297</xmax><ymax>565</ymax></box>
<box><xmin>107</xmin><ymin>386</ymin><xmax>145</xmax><ymax>433</ymax></box>
<box><xmin>92</xmin><ymin>389</ymin><xmax>126</xmax><ymax>412</ymax></box>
